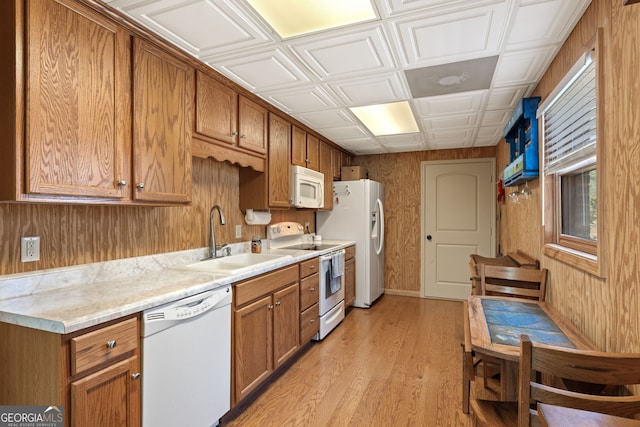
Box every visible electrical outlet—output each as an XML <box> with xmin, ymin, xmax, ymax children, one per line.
<box><xmin>21</xmin><ymin>236</ymin><xmax>41</xmax><ymax>262</ymax></box>
<box><xmin>304</xmin><ymin>221</ymin><xmax>310</xmax><ymax>232</ymax></box>
<box><xmin>235</xmin><ymin>225</ymin><xmax>242</xmax><ymax>239</ymax></box>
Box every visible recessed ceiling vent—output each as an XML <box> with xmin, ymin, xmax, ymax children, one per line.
<box><xmin>405</xmin><ymin>56</ymin><xmax>499</xmax><ymax>98</ymax></box>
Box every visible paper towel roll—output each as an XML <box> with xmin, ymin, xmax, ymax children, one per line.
<box><xmin>245</xmin><ymin>209</ymin><xmax>271</xmax><ymax>225</ymax></box>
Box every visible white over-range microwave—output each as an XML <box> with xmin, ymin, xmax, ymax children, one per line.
<box><xmin>290</xmin><ymin>165</ymin><xmax>324</xmax><ymax>209</ymax></box>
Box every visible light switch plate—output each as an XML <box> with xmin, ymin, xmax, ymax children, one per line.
<box><xmin>21</xmin><ymin>236</ymin><xmax>40</xmax><ymax>262</ymax></box>
<box><xmin>235</xmin><ymin>225</ymin><xmax>242</xmax><ymax>239</ymax></box>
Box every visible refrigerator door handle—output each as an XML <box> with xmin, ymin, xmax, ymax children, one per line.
<box><xmin>374</xmin><ymin>198</ymin><xmax>384</xmax><ymax>255</ymax></box>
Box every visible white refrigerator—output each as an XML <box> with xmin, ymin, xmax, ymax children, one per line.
<box><xmin>316</xmin><ymin>179</ymin><xmax>385</xmax><ymax>308</ymax></box>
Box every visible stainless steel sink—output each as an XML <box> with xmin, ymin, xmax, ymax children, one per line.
<box><xmin>176</xmin><ymin>253</ymin><xmax>292</xmax><ymax>275</ymax></box>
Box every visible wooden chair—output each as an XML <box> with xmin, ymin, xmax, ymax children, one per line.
<box><xmin>480</xmin><ymin>264</ymin><xmax>548</xmax><ymax>302</ymax></box>
<box><xmin>518</xmin><ymin>334</ymin><xmax>640</xmax><ymax>427</ymax></box>
<box><xmin>476</xmin><ymin>264</ymin><xmax>549</xmax><ymax>396</ymax></box>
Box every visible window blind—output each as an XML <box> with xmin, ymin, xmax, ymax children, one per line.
<box><xmin>540</xmin><ymin>53</ymin><xmax>596</xmax><ymax>175</ymax></box>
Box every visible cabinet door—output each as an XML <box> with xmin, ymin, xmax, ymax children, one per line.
<box><xmin>273</xmin><ymin>283</ymin><xmax>300</xmax><ymax>368</ymax></box>
<box><xmin>132</xmin><ymin>38</ymin><xmax>192</xmax><ymax>203</ymax></box>
<box><xmin>71</xmin><ymin>356</ymin><xmax>140</xmax><ymax>427</ymax></box>
<box><xmin>195</xmin><ymin>71</ymin><xmax>238</xmax><ymax>145</ymax></box>
<box><xmin>238</xmin><ymin>96</ymin><xmax>268</xmax><ymax>155</ymax></box>
<box><xmin>291</xmin><ymin>125</ymin><xmax>307</xmax><ymax>167</ymax></box>
<box><xmin>306</xmin><ymin>134</ymin><xmax>320</xmax><ymax>171</ymax></box>
<box><xmin>25</xmin><ymin>0</ymin><xmax>130</xmax><ymax>199</ymax></box>
<box><xmin>345</xmin><ymin>257</ymin><xmax>356</xmax><ymax>307</ymax></box>
<box><xmin>234</xmin><ymin>295</ymin><xmax>273</xmax><ymax>403</ymax></box>
<box><xmin>268</xmin><ymin>114</ymin><xmax>292</xmax><ymax>208</ymax></box>
<box><xmin>332</xmin><ymin>148</ymin><xmax>342</xmax><ymax>179</ymax></box>
<box><xmin>319</xmin><ymin>141</ymin><xmax>334</xmax><ymax>210</ymax></box>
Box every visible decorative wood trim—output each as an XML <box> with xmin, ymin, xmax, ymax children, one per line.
<box><xmin>624</xmin><ymin>0</ymin><xmax>640</xmax><ymax>5</ymax></box>
<box><xmin>192</xmin><ymin>138</ymin><xmax>266</xmax><ymax>172</ymax></box>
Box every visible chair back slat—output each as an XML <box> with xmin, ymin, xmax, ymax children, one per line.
<box><xmin>518</xmin><ymin>334</ymin><xmax>640</xmax><ymax>426</ymax></box>
<box><xmin>480</xmin><ymin>264</ymin><xmax>548</xmax><ymax>302</ymax></box>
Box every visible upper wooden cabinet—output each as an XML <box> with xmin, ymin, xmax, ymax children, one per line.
<box><xmin>291</xmin><ymin>126</ymin><xmax>319</xmax><ymax>171</ymax></box>
<box><xmin>0</xmin><ymin>0</ymin><xmax>192</xmax><ymax>204</ymax></box>
<box><xmin>239</xmin><ymin>113</ymin><xmax>292</xmax><ymax>210</ymax></box>
<box><xmin>132</xmin><ymin>38</ymin><xmax>192</xmax><ymax>204</ymax></box>
<box><xmin>7</xmin><ymin>0</ymin><xmax>131</xmax><ymax>201</ymax></box>
<box><xmin>332</xmin><ymin>147</ymin><xmax>342</xmax><ymax>180</ymax></box>
<box><xmin>268</xmin><ymin>114</ymin><xmax>292</xmax><ymax>208</ymax></box>
<box><xmin>318</xmin><ymin>141</ymin><xmax>334</xmax><ymax>210</ymax></box>
<box><xmin>195</xmin><ymin>71</ymin><xmax>238</xmax><ymax>145</ymax></box>
<box><xmin>238</xmin><ymin>96</ymin><xmax>268</xmax><ymax>155</ymax></box>
<box><xmin>193</xmin><ymin>72</ymin><xmax>267</xmax><ymax>171</ymax></box>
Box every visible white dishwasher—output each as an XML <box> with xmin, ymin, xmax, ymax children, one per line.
<box><xmin>142</xmin><ymin>286</ymin><xmax>231</xmax><ymax>427</ymax></box>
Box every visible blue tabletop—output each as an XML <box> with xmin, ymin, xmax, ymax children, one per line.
<box><xmin>481</xmin><ymin>299</ymin><xmax>576</xmax><ymax>349</ymax></box>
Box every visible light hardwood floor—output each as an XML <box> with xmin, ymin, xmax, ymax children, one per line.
<box><xmin>222</xmin><ymin>295</ymin><xmax>473</xmax><ymax>427</ymax></box>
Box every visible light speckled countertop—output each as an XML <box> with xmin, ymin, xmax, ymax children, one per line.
<box><xmin>0</xmin><ymin>240</ymin><xmax>353</xmax><ymax>334</ymax></box>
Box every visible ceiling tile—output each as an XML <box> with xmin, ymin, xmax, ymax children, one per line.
<box><xmin>390</xmin><ymin>2</ymin><xmax>510</xmax><ymax>67</ymax></box>
<box><xmin>295</xmin><ymin>109</ymin><xmax>356</xmax><ymax>129</ymax></box>
<box><xmin>109</xmin><ymin>0</ymin><xmax>271</xmax><ymax>56</ymax></box>
<box><xmin>414</xmin><ymin>90</ymin><xmax>487</xmax><ymax>117</ymax></box>
<box><xmin>260</xmin><ymin>85</ymin><xmax>339</xmax><ymax>113</ymax></box>
<box><xmin>405</xmin><ymin>56</ymin><xmax>498</xmax><ymax>97</ymax></box>
<box><xmin>427</xmin><ymin>128</ymin><xmax>475</xmax><ymax>147</ymax></box>
<box><xmin>486</xmin><ymin>85</ymin><xmax>533</xmax><ymax>110</ymax></box>
<box><xmin>492</xmin><ymin>46</ymin><xmax>557</xmax><ymax>87</ymax></box>
<box><xmin>327</xmin><ymin>72</ymin><xmax>409</xmax><ymax>106</ymax></box>
<box><xmin>317</xmin><ymin>125</ymin><xmax>370</xmax><ymax>141</ymax></box>
<box><xmin>422</xmin><ymin>114</ymin><xmax>478</xmax><ymax>131</ymax></box>
<box><xmin>506</xmin><ymin>0</ymin><xmax>592</xmax><ymax>50</ymax></box>
<box><xmin>380</xmin><ymin>0</ymin><xmax>500</xmax><ymax>17</ymax></box>
<box><xmin>205</xmin><ymin>48</ymin><xmax>311</xmax><ymax>91</ymax></box>
<box><xmin>480</xmin><ymin>109</ymin><xmax>511</xmax><ymax>127</ymax></box>
<box><xmin>289</xmin><ymin>25</ymin><xmax>397</xmax><ymax>80</ymax></box>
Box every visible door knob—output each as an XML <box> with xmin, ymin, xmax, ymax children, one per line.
<box><xmin>426</xmin><ymin>235</ymin><xmax>432</xmax><ymax>241</ymax></box>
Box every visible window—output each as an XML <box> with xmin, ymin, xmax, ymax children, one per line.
<box><xmin>540</xmin><ymin>34</ymin><xmax>604</xmax><ymax>277</ymax></box>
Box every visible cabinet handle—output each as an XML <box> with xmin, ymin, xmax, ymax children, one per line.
<box><xmin>310</xmin><ymin>319</ymin><xmax>315</xmax><ymax>323</ymax></box>
<box><xmin>117</xmin><ymin>180</ymin><xmax>127</xmax><ymax>187</ymax></box>
<box><xmin>309</xmin><ymin>265</ymin><xmax>315</xmax><ymax>269</ymax></box>
<box><xmin>232</xmin><ymin>131</ymin><xmax>238</xmax><ymax>136</ymax></box>
<box><xmin>268</xmin><ymin>305</ymin><xmax>274</xmax><ymax>310</ymax></box>
<box><xmin>136</xmin><ymin>182</ymin><xmax>145</xmax><ymax>190</ymax></box>
<box><xmin>240</xmin><ymin>134</ymin><xmax>246</xmax><ymax>139</ymax></box>
<box><xmin>275</xmin><ymin>301</ymin><xmax>281</xmax><ymax>306</ymax></box>
<box><xmin>106</xmin><ymin>340</ymin><xmax>117</xmax><ymax>349</ymax></box>
<box><xmin>132</xmin><ymin>373</ymin><xmax>141</xmax><ymax>380</ymax></box>
<box><xmin>309</xmin><ymin>287</ymin><xmax>315</xmax><ymax>291</ymax></box>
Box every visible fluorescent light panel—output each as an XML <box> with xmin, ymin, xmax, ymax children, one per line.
<box><xmin>350</xmin><ymin>101</ymin><xmax>419</xmax><ymax>136</ymax></box>
<box><xmin>247</xmin><ymin>0</ymin><xmax>377</xmax><ymax>39</ymax></box>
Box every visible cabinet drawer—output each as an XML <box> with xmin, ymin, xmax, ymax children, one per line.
<box><xmin>71</xmin><ymin>317</ymin><xmax>138</xmax><ymax>375</ymax></box>
<box><xmin>235</xmin><ymin>265</ymin><xmax>298</xmax><ymax>307</ymax></box>
<box><xmin>300</xmin><ymin>273</ymin><xmax>319</xmax><ymax>312</ymax></box>
<box><xmin>300</xmin><ymin>304</ymin><xmax>319</xmax><ymax>344</ymax></box>
<box><xmin>345</xmin><ymin>245</ymin><xmax>355</xmax><ymax>260</ymax></box>
<box><xmin>299</xmin><ymin>258</ymin><xmax>319</xmax><ymax>278</ymax></box>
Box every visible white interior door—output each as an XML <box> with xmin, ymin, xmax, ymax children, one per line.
<box><xmin>421</xmin><ymin>159</ymin><xmax>495</xmax><ymax>300</ymax></box>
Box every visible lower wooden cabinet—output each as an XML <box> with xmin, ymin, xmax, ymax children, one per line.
<box><xmin>345</xmin><ymin>245</ymin><xmax>356</xmax><ymax>308</ymax></box>
<box><xmin>0</xmin><ymin>315</ymin><xmax>141</xmax><ymax>427</ymax></box>
<box><xmin>71</xmin><ymin>356</ymin><xmax>140</xmax><ymax>427</ymax></box>
<box><xmin>232</xmin><ymin>266</ymin><xmax>299</xmax><ymax>404</ymax></box>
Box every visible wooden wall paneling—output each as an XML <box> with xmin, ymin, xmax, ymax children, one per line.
<box><xmin>355</xmin><ymin>148</ymin><xmax>496</xmax><ymax>295</ymax></box>
<box><xmin>607</xmin><ymin>0</ymin><xmax>640</xmax><ymax>353</ymax></box>
<box><xmin>497</xmin><ymin>0</ymin><xmax>640</xmax><ymax>355</ymax></box>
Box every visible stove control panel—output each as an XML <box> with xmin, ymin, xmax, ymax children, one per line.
<box><xmin>268</xmin><ymin>222</ymin><xmax>304</xmax><ymax>240</ymax></box>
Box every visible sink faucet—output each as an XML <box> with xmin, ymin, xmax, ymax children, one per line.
<box><xmin>209</xmin><ymin>205</ymin><xmax>227</xmax><ymax>259</ymax></box>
